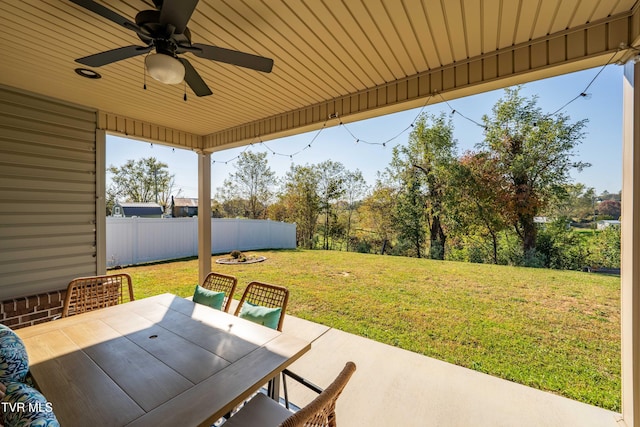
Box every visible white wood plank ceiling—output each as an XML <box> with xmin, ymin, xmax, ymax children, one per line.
<box><xmin>0</xmin><ymin>0</ymin><xmax>637</xmax><ymax>150</ymax></box>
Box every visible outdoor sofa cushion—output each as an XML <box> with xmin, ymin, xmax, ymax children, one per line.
<box><xmin>0</xmin><ymin>325</ymin><xmax>28</xmax><ymax>383</ymax></box>
<box><xmin>1</xmin><ymin>381</ymin><xmax>59</xmax><ymax>427</ymax></box>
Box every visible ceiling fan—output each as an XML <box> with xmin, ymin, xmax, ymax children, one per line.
<box><xmin>69</xmin><ymin>0</ymin><xmax>274</xmax><ymax>97</ymax></box>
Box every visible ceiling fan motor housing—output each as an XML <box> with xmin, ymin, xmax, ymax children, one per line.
<box><xmin>134</xmin><ymin>9</ymin><xmax>191</xmax><ymax>52</ymax></box>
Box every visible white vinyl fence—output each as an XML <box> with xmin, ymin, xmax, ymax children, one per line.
<box><xmin>106</xmin><ymin>217</ymin><xmax>296</xmax><ymax>268</ymax></box>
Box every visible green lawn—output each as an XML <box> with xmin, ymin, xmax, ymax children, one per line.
<box><xmin>117</xmin><ymin>249</ymin><xmax>621</xmax><ymax>411</ymax></box>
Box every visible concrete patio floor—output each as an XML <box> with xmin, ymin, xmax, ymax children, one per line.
<box><xmin>278</xmin><ymin>314</ymin><xmax>623</xmax><ymax>427</ymax></box>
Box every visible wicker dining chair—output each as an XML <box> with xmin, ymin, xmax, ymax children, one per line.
<box><xmin>233</xmin><ymin>281</ymin><xmax>319</xmax><ymax>410</ymax></box>
<box><xmin>200</xmin><ymin>271</ymin><xmax>238</xmax><ymax>312</ymax></box>
<box><xmin>223</xmin><ymin>362</ymin><xmax>356</xmax><ymax>427</ymax></box>
<box><xmin>61</xmin><ymin>273</ymin><xmax>134</xmax><ymax>317</ymax></box>
<box><xmin>234</xmin><ymin>281</ymin><xmax>289</xmax><ymax>331</ymax></box>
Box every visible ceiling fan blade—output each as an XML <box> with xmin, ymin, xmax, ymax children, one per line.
<box><xmin>68</xmin><ymin>0</ymin><xmax>142</xmax><ymax>33</ymax></box>
<box><xmin>76</xmin><ymin>45</ymin><xmax>153</xmax><ymax>67</ymax></box>
<box><xmin>160</xmin><ymin>0</ymin><xmax>199</xmax><ymax>34</ymax></box>
<box><xmin>191</xmin><ymin>43</ymin><xmax>274</xmax><ymax>73</ymax></box>
<box><xmin>179</xmin><ymin>58</ymin><xmax>213</xmax><ymax>97</ymax></box>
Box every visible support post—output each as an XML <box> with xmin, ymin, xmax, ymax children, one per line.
<box><xmin>95</xmin><ymin>129</ymin><xmax>107</xmax><ymax>275</ymax></box>
<box><xmin>198</xmin><ymin>151</ymin><xmax>212</xmax><ymax>285</ymax></box>
<box><xmin>621</xmin><ymin>60</ymin><xmax>640</xmax><ymax>427</ymax></box>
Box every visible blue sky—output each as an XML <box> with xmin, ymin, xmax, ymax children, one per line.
<box><xmin>107</xmin><ymin>64</ymin><xmax>623</xmax><ymax>199</ymax></box>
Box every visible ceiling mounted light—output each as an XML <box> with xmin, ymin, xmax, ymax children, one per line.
<box><xmin>74</xmin><ymin>68</ymin><xmax>101</xmax><ymax>79</ymax></box>
<box><xmin>145</xmin><ymin>53</ymin><xmax>185</xmax><ymax>84</ymax></box>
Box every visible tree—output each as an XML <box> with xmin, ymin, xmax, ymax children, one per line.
<box><xmin>547</xmin><ymin>183</ymin><xmax>596</xmax><ymax>222</ymax></box>
<box><xmin>341</xmin><ymin>169</ymin><xmax>367</xmax><ymax>251</ymax></box>
<box><xmin>599</xmin><ymin>190</ymin><xmax>621</xmax><ymax>202</ymax></box>
<box><xmin>107</xmin><ymin>157</ymin><xmax>178</xmax><ymax>214</ymax></box>
<box><xmin>479</xmin><ymin>87</ymin><xmax>588</xmax><ymax>255</ymax></box>
<box><xmin>392</xmin><ymin>167</ymin><xmax>427</xmax><ymax>257</ymax></box>
<box><xmin>279</xmin><ymin>164</ymin><xmax>321</xmax><ymax>249</ymax></box>
<box><xmin>358</xmin><ymin>180</ymin><xmax>397</xmax><ymax>254</ymax></box>
<box><xmin>211</xmin><ymin>196</ymin><xmax>246</xmax><ymax>218</ymax></box>
<box><xmin>317</xmin><ymin>161</ymin><xmax>347</xmax><ymax>250</ymax></box>
<box><xmin>597</xmin><ymin>199</ymin><xmax>621</xmax><ymax>219</ymax></box>
<box><xmin>389</xmin><ymin>113</ymin><xmax>458</xmax><ymax>259</ymax></box>
<box><xmin>265</xmin><ymin>200</ymin><xmax>289</xmax><ymax>222</ymax></box>
<box><xmin>217</xmin><ymin>151</ymin><xmax>276</xmax><ymax>219</ymax></box>
<box><xmin>457</xmin><ymin>151</ymin><xmax>508</xmax><ymax>264</ymax></box>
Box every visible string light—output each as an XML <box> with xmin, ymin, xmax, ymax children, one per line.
<box><xmin>211</xmin><ymin>136</ymin><xmax>258</xmax><ymax>166</ymax></box>
<box><xmin>209</xmin><ymin>49</ymin><xmax>618</xmax><ymax>166</ymax></box>
<box><xmin>548</xmin><ymin>49</ymin><xmax>618</xmax><ymax>116</ymax></box>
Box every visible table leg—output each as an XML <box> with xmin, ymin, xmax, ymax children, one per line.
<box><xmin>267</xmin><ymin>374</ymin><xmax>281</xmax><ymax>401</ymax></box>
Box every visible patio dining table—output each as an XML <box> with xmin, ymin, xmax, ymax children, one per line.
<box><xmin>14</xmin><ymin>293</ymin><xmax>310</xmax><ymax>427</ymax></box>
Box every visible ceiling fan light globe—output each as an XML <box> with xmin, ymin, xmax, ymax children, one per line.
<box><xmin>145</xmin><ymin>53</ymin><xmax>185</xmax><ymax>84</ymax></box>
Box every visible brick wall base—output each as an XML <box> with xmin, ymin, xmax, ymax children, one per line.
<box><xmin>1</xmin><ymin>290</ymin><xmax>66</xmax><ymax>329</ymax></box>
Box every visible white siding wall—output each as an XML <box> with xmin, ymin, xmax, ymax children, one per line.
<box><xmin>0</xmin><ymin>86</ymin><xmax>98</xmax><ymax>300</ymax></box>
<box><xmin>106</xmin><ymin>217</ymin><xmax>296</xmax><ymax>268</ymax></box>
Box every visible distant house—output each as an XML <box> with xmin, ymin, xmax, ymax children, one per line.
<box><xmin>533</xmin><ymin>216</ymin><xmax>551</xmax><ymax>224</ymax></box>
<box><xmin>597</xmin><ymin>220</ymin><xmax>621</xmax><ymax>230</ymax></box>
<box><xmin>171</xmin><ymin>197</ymin><xmax>198</xmax><ymax>217</ymax></box>
<box><xmin>112</xmin><ymin>202</ymin><xmax>163</xmax><ymax>218</ymax></box>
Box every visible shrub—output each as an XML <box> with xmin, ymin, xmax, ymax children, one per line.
<box><xmin>467</xmin><ymin>245</ymin><xmax>486</xmax><ymax>264</ymax></box>
<box><xmin>522</xmin><ymin>248</ymin><xmax>546</xmax><ymax>268</ymax></box>
<box><xmin>446</xmin><ymin>246</ymin><xmax>467</xmax><ymax>262</ymax></box>
<box><xmin>535</xmin><ymin>220</ymin><xmax>590</xmax><ymax>270</ymax></box>
<box><xmin>497</xmin><ymin>233</ymin><xmax>523</xmax><ymax>266</ymax></box>
<box><xmin>589</xmin><ymin>226</ymin><xmax>621</xmax><ymax>268</ymax></box>
<box><xmin>429</xmin><ymin>241</ymin><xmax>444</xmax><ymax>260</ymax></box>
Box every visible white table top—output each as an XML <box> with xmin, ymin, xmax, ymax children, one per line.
<box><xmin>16</xmin><ymin>293</ymin><xmax>310</xmax><ymax>427</ymax></box>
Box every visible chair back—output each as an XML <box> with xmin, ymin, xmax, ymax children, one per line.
<box><xmin>62</xmin><ymin>273</ymin><xmax>134</xmax><ymax>317</ymax></box>
<box><xmin>280</xmin><ymin>362</ymin><xmax>356</xmax><ymax>427</ymax></box>
<box><xmin>201</xmin><ymin>272</ymin><xmax>238</xmax><ymax>312</ymax></box>
<box><xmin>234</xmin><ymin>281</ymin><xmax>289</xmax><ymax>331</ymax></box>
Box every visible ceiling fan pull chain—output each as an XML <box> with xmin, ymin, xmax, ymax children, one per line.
<box><xmin>143</xmin><ymin>61</ymin><xmax>147</xmax><ymax>90</ymax></box>
<box><xmin>184</xmin><ymin>81</ymin><xmax>187</xmax><ymax>102</ymax></box>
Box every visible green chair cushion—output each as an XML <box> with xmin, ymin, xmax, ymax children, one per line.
<box><xmin>238</xmin><ymin>302</ymin><xmax>281</xmax><ymax>330</ymax></box>
<box><xmin>193</xmin><ymin>285</ymin><xmax>225</xmax><ymax>311</ymax></box>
